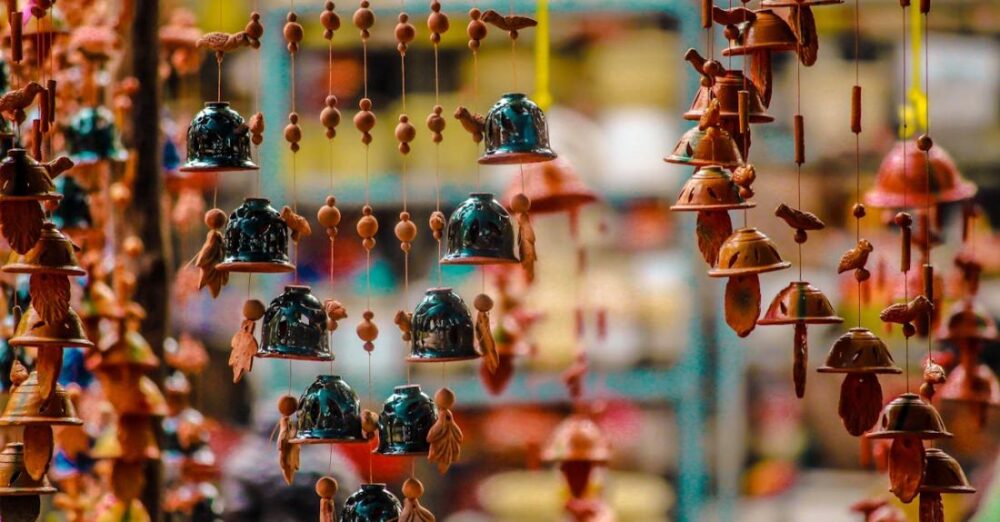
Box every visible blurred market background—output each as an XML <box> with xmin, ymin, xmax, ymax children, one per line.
<box><xmin>149</xmin><ymin>0</ymin><xmax>1000</xmax><ymax>521</ymax></box>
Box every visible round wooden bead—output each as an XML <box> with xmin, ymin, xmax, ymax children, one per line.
<box><xmin>316</xmin><ymin>476</ymin><xmax>338</xmax><ymax>498</ymax></box>
<box><xmin>473</xmin><ymin>293</ymin><xmax>493</xmax><ymax>312</ymax></box>
<box><xmin>357</xmin><ymin>207</ymin><xmax>378</xmax><ymax>238</ymax></box>
<box><xmin>123</xmin><ymin>236</ymin><xmax>144</xmax><ymax>257</ymax></box>
<box><xmin>510</xmin><ymin>193</ymin><xmax>530</xmax><ymax>214</ymax></box>
<box><xmin>902</xmin><ymin>323</ymin><xmax>916</xmax><ymax>338</ymax></box>
<box><xmin>429</xmin><ymin>8</ymin><xmax>449</xmax><ymax>36</ymax></box>
<box><xmin>318</xmin><ymin>202</ymin><xmax>341</xmax><ymax>228</ymax></box>
<box><xmin>246</xmin><ymin>12</ymin><xmax>264</xmax><ymax>39</ymax></box>
<box><xmin>284</xmin><ymin>123</ymin><xmax>302</xmax><ymax>145</ymax></box>
<box><xmin>434</xmin><ymin>387</ymin><xmax>455</xmax><ymax>409</ymax></box>
<box><xmin>363</xmin><ymin>238</ymin><xmax>376</xmax><ymax>250</ymax></box>
<box><xmin>395</xmin><ymin>213</ymin><xmax>417</xmax><ymax>243</ymax></box>
<box><xmin>794</xmin><ymin>229</ymin><xmax>807</xmax><ymax>244</ymax></box>
<box><xmin>396</xmin><ymin>15</ymin><xmax>415</xmax><ymax>45</ymax></box>
<box><xmin>396</xmin><ymin>115</ymin><xmax>416</xmax><ymax>143</ymax></box>
<box><xmin>278</xmin><ymin>395</ymin><xmax>298</xmax><ymax>416</ymax></box>
<box><xmin>852</xmin><ymin>203</ymin><xmax>866</xmax><ymax>219</ymax></box>
<box><xmin>354</xmin><ymin>1</ymin><xmax>374</xmax><ymax>32</ymax></box>
<box><xmin>916</xmin><ymin>134</ymin><xmax>933</xmax><ymax>152</ymax></box>
<box><xmin>703</xmin><ymin>60</ymin><xmax>722</xmax><ymax>77</ymax></box>
<box><xmin>321</xmin><ymin>4</ymin><xmax>341</xmax><ymax>36</ymax></box>
<box><xmin>854</xmin><ymin>267</ymin><xmax>870</xmax><ymax>282</ymax></box>
<box><xmin>894</xmin><ymin>212</ymin><xmax>912</xmax><ymax>227</ymax></box>
<box><xmin>357</xmin><ymin>310</ymin><xmax>378</xmax><ymax>342</ymax></box>
<box><xmin>205</xmin><ymin>208</ymin><xmax>227</xmax><ymax>229</ymax></box>
<box><xmin>429</xmin><ymin>211</ymin><xmax>445</xmax><ymax>239</ymax></box>
<box><xmin>402</xmin><ymin>478</ymin><xmax>424</xmax><ymax>500</ymax></box>
<box><xmin>243</xmin><ymin>299</ymin><xmax>266</xmax><ymax>321</ymax></box>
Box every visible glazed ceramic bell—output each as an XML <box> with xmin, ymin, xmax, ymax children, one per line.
<box><xmin>341</xmin><ymin>484</ymin><xmax>402</xmax><ymax>522</ymax></box>
<box><xmin>0</xmin><ymin>148</ymin><xmax>62</xmax><ymax>203</ymax></box>
<box><xmin>63</xmin><ymin>106</ymin><xmax>127</xmax><ymax>164</ymax></box>
<box><xmin>0</xmin><ymin>372</ymin><xmax>82</xmax><ymax>426</ymax></box>
<box><xmin>817</xmin><ymin>328</ymin><xmax>902</xmax><ymax>374</ymax></box>
<box><xmin>441</xmin><ymin>193</ymin><xmax>519</xmax><ymax>265</ymax></box>
<box><xmin>2</xmin><ymin>222</ymin><xmax>85</xmax><ymax>276</ymax></box>
<box><xmin>937</xmin><ymin>299</ymin><xmax>997</xmax><ymax>342</ymax></box>
<box><xmin>217</xmin><ymin>198</ymin><xmax>295</xmax><ymax>273</ymax></box>
<box><xmin>721</xmin><ymin>9</ymin><xmax>799</xmax><ymax>56</ymax></box>
<box><xmin>408</xmin><ymin>288</ymin><xmax>478</xmax><ymax>363</ymax></box>
<box><xmin>664</xmin><ymin>124</ymin><xmax>743</xmax><ymax>169</ymax></box>
<box><xmin>51</xmin><ymin>176</ymin><xmax>92</xmax><ymax>233</ymax></box>
<box><xmin>257</xmin><ymin>285</ymin><xmax>331</xmax><ymax>361</ymax></box>
<box><xmin>920</xmin><ymin>448</ymin><xmax>975</xmax><ymax>494</ymax></box>
<box><xmin>0</xmin><ymin>442</ymin><xmax>56</xmax><ymax>495</ymax></box>
<box><xmin>180</xmin><ymin>102</ymin><xmax>257</xmax><ymax>172</ymax></box>
<box><xmin>865</xmin><ymin>140</ymin><xmax>976</xmax><ymax>208</ymax></box>
<box><xmin>866</xmin><ymin>393</ymin><xmax>952</xmax><ymax>440</ymax></box>
<box><xmin>480</xmin><ymin>93</ymin><xmax>556</xmax><ymax>165</ymax></box>
<box><xmin>10</xmin><ymin>306</ymin><xmax>94</xmax><ymax>349</ymax></box>
<box><xmin>758</xmin><ymin>282</ymin><xmax>843</xmax><ymax>325</ymax></box>
<box><xmin>507</xmin><ymin>157</ymin><xmax>598</xmax><ymax>214</ymax></box>
<box><xmin>684</xmin><ymin>70</ymin><xmax>773</xmax><ymax>123</ymax></box>
<box><xmin>670</xmin><ymin>165</ymin><xmax>754</xmax><ymax>211</ymax></box>
<box><xmin>708</xmin><ymin>228</ymin><xmax>790</xmax><ymax>277</ymax></box>
<box><xmin>290</xmin><ymin>375</ymin><xmax>366</xmax><ymax>444</ymax></box>
<box><xmin>376</xmin><ymin>384</ymin><xmax>438</xmax><ymax>456</ymax></box>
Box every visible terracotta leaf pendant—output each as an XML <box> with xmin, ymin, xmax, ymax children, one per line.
<box><xmin>112</xmin><ymin>460</ymin><xmax>146</xmax><ymax>503</ymax></box>
<box><xmin>696</xmin><ymin>211</ymin><xmax>732</xmax><ymax>267</ymax></box>
<box><xmin>793</xmin><ymin>322</ymin><xmax>807</xmax><ymax>398</ymax></box>
<box><xmin>839</xmin><ymin>373</ymin><xmax>882</xmax><ymax>436</ymax></box>
<box><xmin>888</xmin><ymin>435</ymin><xmax>925</xmax><ymax>503</ymax></box>
<box><xmin>29</xmin><ymin>273</ymin><xmax>70</xmax><ymax>325</ymax></box>
<box><xmin>480</xmin><ymin>352</ymin><xmax>514</xmax><ymax>396</ymax></box>
<box><xmin>35</xmin><ymin>348</ymin><xmax>63</xmax><ymax>401</ymax></box>
<box><xmin>0</xmin><ymin>200</ymin><xmax>45</xmax><ymax>255</ymax></box>
<box><xmin>724</xmin><ymin>274</ymin><xmax>760</xmax><ymax>337</ymax></box>
<box><xmin>23</xmin><ymin>425</ymin><xmax>53</xmax><ymax>480</ymax></box>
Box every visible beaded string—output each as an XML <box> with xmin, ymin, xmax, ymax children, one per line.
<box><xmin>319</xmin><ymin>1</ymin><xmax>342</xmax><ymax>377</ymax></box>
<box><xmin>395</xmin><ymin>2</ymin><xmax>416</xmax><ymax>382</ymax></box>
<box><xmin>919</xmin><ymin>0</ymin><xmax>933</xmax><ymax>364</ymax></box>
<box><xmin>899</xmin><ymin>0</ymin><xmax>912</xmax><ymax>393</ymax></box>
<box><xmin>427</xmin><ymin>1</ymin><xmax>448</xmax><ymax>287</ymax></box>
<box><xmin>851</xmin><ymin>0</ymin><xmax>865</xmax><ymax>328</ymax></box>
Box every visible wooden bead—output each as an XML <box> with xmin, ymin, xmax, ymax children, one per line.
<box><xmin>316</xmin><ymin>476</ymin><xmax>338</xmax><ymax>498</ymax></box>
<box><xmin>510</xmin><ymin>193</ymin><xmax>530</xmax><ymax>214</ymax></box>
<box><xmin>321</xmin><ymin>96</ymin><xmax>341</xmax><ymax>139</ymax></box>
<box><xmin>321</xmin><ymin>3</ymin><xmax>341</xmax><ymax>39</ymax></box>
<box><xmin>395</xmin><ymin>115</ymin><xmax>416</xmax><ymax>145</ymax></box>
<box><xmin>205</xmin><ymin>208</ymin><xmax>227</xmax><ymax>229</ymax></box>
<box><xmin>916</xmin><ymin>134</ymin><xmax>933</xmax><ymax>152</ymax></box>
<box><xmin>428</xmin><ymin>2</ymin><xmax>449</xmax><ymax>36</ymax></box>
<box><xmin>794</xmin><ymin>229</ymin><xmax>807</xmax><ymax>244</ymax></box>
<box><xmin>703</xmin><ymin>60</ymin><xmax>722</xmax><ymax>78</ymax></box>
<box><xmin>357</xmin><ymin>207</ymin><xmax>378</xmax><ymax>239</ymax></box>
<box><xmin>429</xmin><ymin>211</ymin><xmax>445</xmax><ymax>240</ymax></box>
<box><xmin>402</xmin><ymin>478</ymin><xmax>424</xmax><ymax>500</ymax></box>
<box><xmin>851</xmin><ymin>85</ymin><xmax>862</xmax><ymax>134</ymax></box>
<box><xmin>246</xmin><ymin>12</ymin><xmax>264</xmax><ymax>40</ymax></box>
<box><xmin>362</xmin><ymin>238</ymin><xmax>375</xmax><ymax>250</ymax></box>
<box><xmin>395</xmin><ymin>213</ymin><xmax>417</xmax><ymax>243</ymax></box>
<box><xmin>278</xmin><ymin>395</ymin><xmax>298</xmax><ymax>416</ymax></box>
<box><xmin>894</xmin><ymin>212</ymin><xmax>912</xmax><ymax>227</ymax></box>
<box><xmin>723</xmin><ymin>24</ymin><xmax>738</xmax><ymax>41</ymax></box>
<box><xmin>854</xmin><ymin>267</ymin><xmax>870</xmax><ymax>282</ymax></box>
<box><xmin>793</xmin><ymin>114</ymin><xmax>805</xmax><ymax>165</ymax></box>
<box><xmin>474</xmin><ymin>293</ymin><xmax>493</xmax><ymax>312</ymax></box>
<box><xmin>318</xmin><ymin>201</ymin><xmax>341</xmax><ymax>229</ymax></box>
<box><xmin>852</xmin><ymin>203</ymin><xmax>866</xmax><ymax>219</ymax></box>
<box><xmin>396</xmin><ymin>14</ymin><xmax>415</xmax><ymax>45</ymax></box>
<box><xmin>434</xmin><ymin>388</ymin><xmax>455</xmax><ymax>409</ymax></box>
<box><xmin>123</xmin><ymin>236</ymin><xmax>144</xmax><ymax>257</ymax></box>
<box><xmin>357</xmin><ymin>310</ymin><xmax>378</xmax><ymax>342</ymax></box>
<box><xmin>354</xmin><ymin>1</ymin><xmax>374</xmax><ymax>34</ymax></box>
<box><xmin>902</xmin><ymin>323</ymin><xmax>916</xmax><ymax>338</ymax></box>
<box><xmin>243</xmin><ymin>299</ymin><xmax>266</xmax><ymax>321</ymax></box>
<box><xmin>427</xmin><ymin>105</ymin><xmax>445</xmax><ymax>143</ymax></box>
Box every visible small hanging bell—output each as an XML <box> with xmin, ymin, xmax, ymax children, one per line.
<box><xmin>375</xmin><ymin>384</ymin><xmax>438</xmax><ymax>456</ymax></box>
<box><xmin>758</xmin><ymin>282</ymin><xmax>842</xmax><ymax>325</ymax></box>
<box><xmin>937</xmin><ymin>299</ymin><xmax>997</xmax><ymax>342</ymax></box>
<box><xmin>0</xmin><ymin>442</ymin><xmax>57</xmax><ymax>495</ymax></box>
<box><xmin>257</xmin><ymin>285</ymin><xmax>332</xmax><ymax>361</ymax></box>
<box><xmin>62</xmin><ymin>106</ymin><xmax>128</xmax><ymax>165</ymax></box>
<box><xmin>441</xmin><ymin>193</ymin><xmax>519</xmax><ymax>265</ymax></box>
<box><xmin>542</xmin><ymin>415</ymin><xmax>611</xmax><ymax>499</ymax></box>
<box><xmin>290</xmin><ymin>375</ymin><xmax>366</xmax><ymax>444</ymax></box>
<box><xmin>341</xmin><ymin>483</ymin><xmax>402</xmax><ymax>522</ymax></box>
<box><xmin>0</xmin><ymin>371</ymin><xmax>82</xmax><ymax>427</ymax></box>
<box><xmin>480</xmin><ymin>93</ymin><xmax>556</xmax><ymax>165</ymax></box>
<box><xmin>506</xmin><ymin>157</ymin><xmax>598</xmax><ymax>215</ymax></box>
<box><xmin>865</xmin><ymin>140</ymin><xmax>976</xmax><ymax>208</ymax></box>
<box><xmin>866</xmin><ymin>393</ymin><xmax>952</xmax><ymax>441</ymax></box>
<box><xmin>10</xmin><ymin>306</ymin><xmax>93</xmax><ymax>350</ymax></box>
<box><xmin>2</xmin><ymin>222</ymin><xmax>85</xmax><ymax>276</ymax></box>
<box><xmin>0</xmin><ymin>149</ymin><xmax>73</xmax><ymax>254</ymax></box>
<box><xmin>670</xmin><ymin>166</ymin><xmax>754</xmax><ymax>212</ymax></box>
<box><xmin>708</xmin><ymin>228</ymin><xmax>790</xmax><ymax>277</ymax></box>
<box><xmin>407</xmin><ymin>288</ymin><xmax>478</xmax><ymax>363</ymax></box>
<box><xmin>817</xmin><ymin>328</ymin><xmax>901</xmax><ymax>436</ymax></box>
<box><xmin>217</xmin><ymin>198</ymin><xmax>295</xmax><ymax>273</ymax></box>
<box><xmin>720</xmin><ymin>9</ymin><xmax>799</xmax><ymax>56</ymax></box>
<box><xmin>180</xmin><ymin>102</ymin><xmax>257</xmax><ymax>172</ymax></box>
<box><xmin>918</xmin><ymin>448</ymin><xmax>975</xmax><ymax>522</ymax></box>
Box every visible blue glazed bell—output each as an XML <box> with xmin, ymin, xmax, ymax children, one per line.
<box><xmin>62</xmin><ymin>106</ymin><xmax>127</xmax><ymax>165</ymax></box>
<box><xmin>217</xmin><ymin>197</ymin><xmax>294</xmax><ymax>273</ymax></box>
<box><xmin>441</xmin><ymin>193</ymin><xmax>518</xmax><ymax>265</ymax></box>
<box><xmin>408</xmin><ymin>288</ymin><xmax>479</xmax><ymax>362</ymax></box>
<box><xmin>257</xmin><ymin>285</ymin><xmax>331</xmax><ymax>361</ymax></box>
<box><xmin>341</xmin><ymin>484</ymin><xmax>402</xmax><ymax>522</ymax></box>
<box><xmin>480</xmin><ymin>93</ymin><xmax>556</xmax><ymax>165</ymax></box>
<box><xmin>180</xmin><ymin>102</ymin><xmax>257</xmax><ymax>172</ymax></box>
<box><xmin>51</xmin><ymin>176</ymin><xmax>91</xmax><ymax>234</ymax></box>
<box><xmin>290</xmin><ymin>375</ymin><xmax>366</xmax><ymax>444</ymax></box>
<box><xmin>375</xmin><ymin>384</ymin><xmax>437</xmax><ymax>456</ymax></box>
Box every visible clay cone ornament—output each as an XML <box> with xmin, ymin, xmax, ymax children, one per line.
<box><xmin>506</xmin><ymin>157</ymin><xmax>597</xmax><ymax>215</ymax></box>
<box><xmin>817</xmin><ymin>328</ymin><xmax>901</xmax><ymax>436</ymax></box>
<box><xmin>255</xmin><ymin>285</ymin><xmax>332</xmax><ymax>361</ymax></box>
<box><xmin>708</xmin><ymin>227</ymin><xmax>790</xmax><ymax>337</ymax></box>
<box><xmin>2</xmin><ymin>222</ymin><xmax>85</xmax><ymax>276</ymax></box>
<box><xmin>217</xmin><ymin>198</ymin><xmax>295</xmax><ymax>274</ymax></box>
<box><xmin>543</xmin><ymin>414</ymin><xmax>611</xmax><ymax>499</ymax></box>
<box><xmin>406</xmin><ymin>288</ymin><xmax>479</xmax><ymax>363</ymax></box>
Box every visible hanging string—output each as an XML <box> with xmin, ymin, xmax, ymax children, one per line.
<box><xmin>396</xmin><ymin>1</ymin><xmax>416</xmax><ymax>382</ymax></box>
<box><xmin>921</xmin><ymin>0</ymin><xmax>933</xmax><ymax>363</ymax></box>
<box><xmin>795</xmin><ymin>34</ymin><xmax>803</xmax><ymax>283</ymax></box>
<box><xmin>900</xmin><ymin>0</ymin><xmax>911</xmax><ymax>393</ymax></box>
<box><xmin>853</xmin><ymin>0</ymin><xmax>862</xmax><ymax>328</ymax></box>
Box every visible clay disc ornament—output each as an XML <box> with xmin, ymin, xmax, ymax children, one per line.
<box><xmin>888</xmin><ymin>435</ymin><xmax>925</xmax><ymax>504</ymax></box>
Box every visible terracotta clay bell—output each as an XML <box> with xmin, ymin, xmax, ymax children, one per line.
<box><xmin>865</xmin><ymin>140</ymin><xmax>976</xmax><ymax>208</ymax></box>
<box><xmin>665</xmin><ymin>124</ymin><xmax>743</xmax><ymax>169</ymax></box>
<box><xmin>441</xmin><ymin>193</ymin><xmax>519</xmax><ymax>265</ymax></box>
<box><xmin>758</xmin><ymin>281</ymin><xmax>843</xmax><ymax>325</ymax></box>
<box><xmin>375</xmin><ymin>384</ymin><xmax>438</xmax><ymax>456</ymax></box>
<box><xmin>2</xmin><ymin>222</ymin><xmax>85</xmax><ymax>276</ymax></box>
<box><xmin>217</xmin><ymin>198</ymin><xmax>295</xmax><ymax>273</ymax></box>
<box><xmin>937</xmin><ymin>299</ymin><xmax>997</xmax><ymax>342</ymax></box>
<box><xmin>708</xmin><ymin>228</ymin><xmax>790</xmax><ymax>277</ymax></box>
<box><xmin>480</xmin><ymin>93</ymin><xmax>556</xmax><ymax>165</ymax></box>
<box><xmin>257</xmin><ymin>285</ymin><xmax>332</xmax><ymax>361</ymax></box>
<box><xmin>180</xmin><ymin>102</ymin><xmax>257</xmax><ymax>172</ymax></box>
<box><xmin>0</xmin><ymin>442</ymin><xmax>56</xmax><ymax>495</ymax></box>
<box><xmin>684</xmin><ymin>70</ymin><xmax>773</xmax><ymax>124</ymax></box>
<box><xmin>721</xmin><ymin>9</ymin><xmax>799</xmax><ymax>56</ymax></box>
<box><xmin>919</xmin><ymin>448</ymin><xmax>975</xmax><ymax>494</ymax></box>
<box><xmin>817</xmin><ymin>328</ymin><xmax>901</xmax><ymax>375</ymax></box>
<box><xmin>0</xmin><ymin>372</ymin><xmax>82</xmax><ymax>426</ymax></box>
<box><xmin>407</xmin><ymin>288</ymin><xmax>479</xmax><ymax>363</ymax></box>
<box><xmin>341</xmin><ymin>483</ymin><xmax>402</xmax><ymax>522</ymax></box>
<box><xmin>866</xmin><ymin>393</ymin><xmax>952</xmax><ymax>440</ymax></box>
<box><xmin>505</xmin><ymin>157</ymin><xmax>598</xmax><ymax>215</ymax></box>
<box><xmin>290</xmin><ymin>375</ymin><xmax>366</xmax><ymax>444</ymax></box>
<box><xmin>10</xmin><ymin>306</ymin><xmax>94</xmax><ymax>349</ymax></box>
<box><xmin>670</xmin><ymin>166</ymin><xmax>754</xmax><ymax>212</ymax></box>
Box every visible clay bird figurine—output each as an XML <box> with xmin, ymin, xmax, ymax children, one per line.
<box><xmin>454</xmin><ymin>106</ymin><xmax>484</xmax><ymax>143</ymax></box>
<box><xmin>775</xmin><ymin>203</ymin><xmax>825</xmax><ymax>231</ymax></box>
<box><xmin>837</xmin><ymin>239</ymin><xmax>873</xmax><ymax>274</ymax></box>
<box><xmin>0</xmin><ymin>82</ymin><xmax>45</xmax><ymax>124</ymax></box>
<box><xmin>280</xmin><ymin>206</ymin><xmax>312</xmax><ymax>242</ymax></box>
<box><xmin>919</xmin><ymin>360</ymin><xmax>947</xmax><ymax>401</ymax></box>
<box><xmin>44</xmin><ymin>156</ymin><xmax>75</xmax><ymax>178</ymax></box>
<box><xmin>480</xmin><ymin>9</ymin><xmax>537</xmax><ymax>33</ymax></box>
<box><xmin>732</xmin><ymin>164</ymin><xmax>756</xmax><ymax>199</ymax></box>
<box><xmin>196</xmin><ymin>31</ymin><xmax>252</xmax><ymax>60</ymax></box>
<box><xmin>880</xmin><ymin>295</ymin><xmax>934</xmax><ymax>325</ymax></box>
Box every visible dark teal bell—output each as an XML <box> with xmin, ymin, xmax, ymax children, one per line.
<box><xmin>441</xmin><ymin>193</ymin><xmax>519</xmax><ymax>265</ymax></box>
<box><xmin>290</xmin><ymin>375</ymin><xmax>366</xmax><ymax>444</ymax></box>
<box><xmin>341</xmin><ymin>484</ymin><xmax>402</xmax><ymax>522</ymax></box>
<box><xmin>51</xmin><ymin>176</ymin><xmax>91</xmax><ymax>233</ymax></box>
<box><xmin>408</xmin><ymin>288</ymin><xmax>479</xmax><ymax>363</ymax></box>
<box><xmin>63</xmin><ymin>106</ymin><xmax>127</xmax><ymax>164</ymax></box>
<box><xmin>480</xmin><ymin>93</ymin><xmax>556</xmax><ymax>165</ymax></box>
<box><xmin>217</xmin><ymin>197</ymin><xmax>294</xmax><ymax>273</ymax></box>
<box><xmin>180</xmin><ymin>102</ymin><xmax>257</xmax><ymax>172</ymax></box>
<box><xmin>375</xmin><ymin>384</ymin><xmax>437</xmax><ymax>456</ymax></box>
<box><xmin>257</xmin><ymin>285</ymin><xmax>331</xmax><ymax>361</ymax></box>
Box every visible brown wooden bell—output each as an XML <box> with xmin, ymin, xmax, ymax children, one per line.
<box><xmin>817</xmin><ymin>328</ymin><xmax>901</xmax><ymax>374</ymax></box>
<box><xmin>2</xmin><ymin>222</ymin><xmax>85</xmax><ymax>276</ymax></box>
<box><xmin>665</xmin><ymin>125</ymin><xmax>743</xmax><ymax>169</ymax></box>
<box><xmin>937</xmin><ymin>362</ymin><xmax>1000</xmax><ymax>408</ymax></box>
<box><xmin>919</xmin><ymin>448</ymin><xmax>976</xmax><ymax>494</ymax></box>
<box><xmin>865</xmin><ymin>140</ymin><xmax>977</xmax><ymax>208</ymax></box>
<box><xmin>670</xmin><ymin>166</ymin><xmax>754</xmax><ymax>212</ymax></box>
<box><xmin>0</xmin><ymin>372</ymin><xmax>83</xmax><ymax>427</ymax></box>
<box><xmin>937</xmin><ymin>299</ymin><xmax>997</xmax><ymax>342</ymax></box>
<box><xmin>708</xmin><ymin>228</ymin><xmax>790</xmax><ymax>277</ymax></box>
<box><xmin>721</xmin><ymin>9</ymin><xmax>799</xmax><ymax>56</ymax></box>
<box><xmin>0</xmin><ymin>442</ymin><xmax>57</xmax><ymax>495</ymax></box>
<box><xmin>758</xmin><ymin>281</ymin><xmax>843</xmax><ymax>325</ymax></box>
<box><xmin>684</xmin><ymin>70</ymin><xmax>773</xmax><ymax>123</ymax></box>
<box><xmin>504</xmin><ymin>157</ymin><xmax>598</xmax><ymax>215</ymax></box>
<box><xmin>10</xmin><ymin>306</ymin><xmax>94</xmax><ymax>349</ymax></box>
<box><xmin>866</xmin><ymin>393</ymin><xmax>952</xmax><ymax>440</ymax></box>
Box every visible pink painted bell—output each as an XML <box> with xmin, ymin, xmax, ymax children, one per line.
<box><xmin>504</xmin><ymin>157</ymin><xmax>598</xmax><ymax>215</ymax></box>
<box><xmin>865</xmin><ymin>141</ymin><xmax>976</xmax><ymax>208</ymax></box>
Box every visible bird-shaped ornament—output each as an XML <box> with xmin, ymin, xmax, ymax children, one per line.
<box><xmin>196</xmin><ymin>31</ymin><xmax>253</xmax><ymax>61</ymax></box>
<box><xmin>775</xmin><ymin>202</ymin><xmax>825</xmax><ymax>244</ymax></box>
